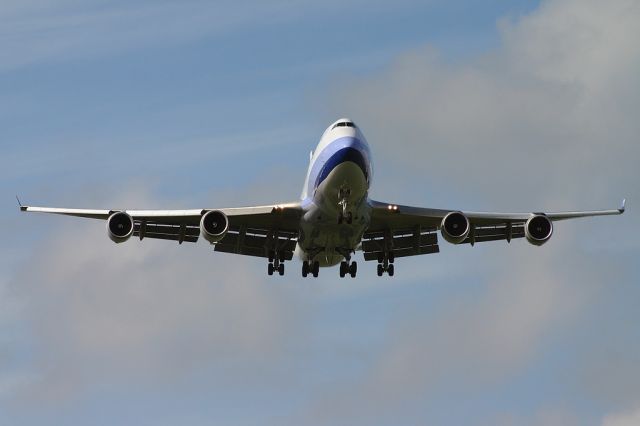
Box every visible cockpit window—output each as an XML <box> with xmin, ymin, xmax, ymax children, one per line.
<box><xmin>332</xmin><ymin>122</ymin><xmax>356</xmax><ymax>130</ymax></box>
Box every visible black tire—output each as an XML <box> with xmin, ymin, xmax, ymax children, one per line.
<box><xmin>388</xmin><ymin>264</ymin><xmax>394</xmax><ymax>277</ymax></box>
<box><xmin>339</xmin><ymin>262</ymin><xmax>347</xmax><ymax>278</ymax></box>
<box><xmin>313</xmin><ymin>261</ymin><xmax>320</xmax><ymax>277</ymax></box>
<box><xmin>268</xmin><ymin>263</ymin><xmax>274</xmax><ymax>276</ymax></box>
<box><xmin>278</xmin><ymin>263</ymin><xmax>285</xmax><ymax>276</ymax></box>
<box><xmin>377</xmin><ymin>264</ymin><xmax>384</xmax><ymax>277</ymax></box>
<box><xmin>377</xmin><ymin>253</ymin><xmax>384</xmax><ymax>264</ymax></box>
<box><xmin>389</xmin><ymin>252</ymin><xmax>395</xmax><ymax>263</ymax></box>
<box><xmin>268</xmin><ymin>251</ymin><xmax>275</xmax><ymax>263</ymax></box>
<box><xmin>349</xmin><ymin>261</ymin><xmax>357</xmax><ymax>278</ymax></box>
<box><xmin>302</xmin><ymin>261</ymin><xmax>309</xmax><ymax>277</ymax></box>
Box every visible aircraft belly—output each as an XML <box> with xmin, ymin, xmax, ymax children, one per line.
<box><xmin>297</xmin><ymin>161</ymin><xmax>371</xmax><ymax>266</ymax></box>
<box><xmin>315</xmin><ymin>161</ymin><xmax>368</xmax><ymax>210</ymax></box>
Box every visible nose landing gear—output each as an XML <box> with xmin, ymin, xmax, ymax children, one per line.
<box><xmin>337</xmin><ymin>187</ymin><xmax>353</xmax><ymax>224</ymax></box>
<box><xmin>338</xmin><ymin>211</ymin><xmax>353</xmax><ymax>225</ymax></box>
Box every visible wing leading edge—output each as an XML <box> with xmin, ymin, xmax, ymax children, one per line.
<box><xmin>368</xmin><ymin>199</ymin><xmax>625</xmax><ymax>229</ymax></box>
<box><xmin>20</xmin><ymin>202</ymin><xmax>304</xmax><ymax>259</ymax></box>
<box><xmin>363</xmin><ymin>199</ymin><xmax>626</xmax><ymax>261</ymax></box>
<box><xmin>19</xmin><ymin>197</ymin><xmax>626</xmax><ymax>262</ymax></box>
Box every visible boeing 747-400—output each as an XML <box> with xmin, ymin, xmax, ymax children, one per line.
<box><xmin>20</xmin><ymin>118</ymin><xmax>626</xmax><ymax>278</ymax></box>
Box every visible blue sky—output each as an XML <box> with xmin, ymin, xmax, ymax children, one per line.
<box><xmin>3</xmin><ymin>0</ymin><xmax>640</xmax><ymax>425</ymax></box>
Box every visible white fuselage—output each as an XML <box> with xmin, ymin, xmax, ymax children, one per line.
<box><xmin>296</xmin><ymin>119</ymin><xmax>373</xmax><ymax>266</ymax></box>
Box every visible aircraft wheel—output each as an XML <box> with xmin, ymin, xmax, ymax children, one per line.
<box><xmin>388</xmin><ymin>252</ymin><xmax>395</xmax><ymax>263</ymax></box>
<box><xmin>268</xmin><ymin>263</ymin><xmax>274</xmax><ymax>276</ymax></box>
<box><xmin>349</xmin><ymin>261</ymin><xmax>357</xmax><ymax>277</ymax></box>
<box><xmin>339</xmin><ymin>261</ymin><xmax>347</xmax><ymax>278</ymax></box>
<box><xmin>278</xmin><ymin>263</ymin><xmax>285</xmax><ymax>276</ymax></box>
<box><xmin>302</xmin><ymin>261</ymin><xmax>309</xmax><ymax>277</ymax></box>
<box><xmin>377</xmin><ymin>264</ymin><xmax>384</xmax><ymax>277</ymax></box>
<box><xmin>387</xmin><ymin>264</ymin><xmax>395</xmax><ymax>277</ymax></box>
<box><xmin>312</xmin><ymin>261</ymin><xmax>320</xmax><ymax>277</ymax></box>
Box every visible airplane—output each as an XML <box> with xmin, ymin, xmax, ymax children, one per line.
<box><xmin>19</xmin><ymin>118</ymin><xmax>626</xmax><ymax>278</ymax></box>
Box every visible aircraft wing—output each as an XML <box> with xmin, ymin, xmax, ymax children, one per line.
<box><xmin>20</xmin><ymin>202</ymin><xmax>304</xmax><ymax>260</ymax></box>
<box><xmin>361</xmin><ymin>199</ymin><xmax>626</xmax><ymax>262</ymax></box>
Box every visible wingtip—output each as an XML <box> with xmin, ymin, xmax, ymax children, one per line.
<box><xmin>16</xmin><ymin>195</ymin><xmax>27</xmax><ymax>211</ymax></box>
<box><xmin>619</xmin><ymin>198</ymin><xmax>626</xmax><ymax>213</ymax></box>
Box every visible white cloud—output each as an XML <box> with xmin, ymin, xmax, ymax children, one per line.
<box><xmin>602</xmin><ymin>406</ymin><xmax>640</xmax><ymax>426</ymax></box>
<box><xmin>373</xmin><ymin>251</ymin><xmax>585</xmax><ymax>389</ymax></box>
<box><xmin>292</xmin><ymin>243</ymin><xmax>606</xmax><ymax>425</ymax></box>
<box><xmin>300</xmin><ymin>0</ymin><xmax>640</xmax><ymax>423</ymax></box>
<box><xmin>3</xmin><ymin>0</ymin><xmax>639</xmax><ymax>423</ymax></box>
<box><xmin>4</xmin><ymin>188</ymin><xmax>308</xmax><ymax>405</ymax></box>
<box><xmin>327</xmin><ymin>0</ymin><xmax>639</xmax><ymax>211</ymax></box>
<box><xmin>493</xmin><ymin>407</ymin><xmax>581</xmax><ymax>426</ymax></box>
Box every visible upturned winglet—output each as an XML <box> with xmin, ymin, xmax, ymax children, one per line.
<box><xmin>16</xmin><ymin>195</ymin><xmax>27</xmax><ymax>211</ymax></box>
<box><xmin>619</xmin><ymin>198</ymin><xmax>626</xmax><ymax>214</ymax></box>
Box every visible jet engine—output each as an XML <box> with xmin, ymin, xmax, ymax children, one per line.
<box><xmin>107</xmin><ymin>211</ymin><xmax>134</xmax><ymax>243</ymax></box>
<box><xmin>525</xmin><ymin>214</ymin><xmax>553</xmax><ymax>246</ymax></box>
<box><xmin>441</xmin><ymin>211</ymin><xmax>470</xmax><ymax>244</ymax></box>
<box><xmin>200</xmin><ymin>210</ymin><xmax>229</xmax><ymax>244</ymax></box>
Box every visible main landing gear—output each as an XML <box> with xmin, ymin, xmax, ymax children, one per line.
<box><xmin>267</xmin><ymin>251</ymin><xmax>285</xmax><ymax>276</ymax></box>
<box><xmin>339</xmin><ymin>260</ymin><xmax>357</xmax><ymax>278</ymax></box>
<box><xmin>302</xmin><ymin>260</ymin><xmax>320</xmax><ymax>278</ymax></box>
<box><xmin>376</xmin><ymin>252</ymin><xmax>395</xmax><ymax>277</ymax></box>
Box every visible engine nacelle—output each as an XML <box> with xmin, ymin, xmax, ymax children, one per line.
<box><xmin>441</xmin><ymin>211</ymin><xmax>471</xmax><ymax>244</ymax></box>
<box><xmin>200</xmin><ymin>210</ymin><xmax>229</xmax><ymax>244</ymax></box>
<box><xmin>107</xmin><ymin>211</ymin><xmax>134</xmax><ymax>243</ymax></box>
<box><xmin>525</xmin><ymin>214</ymin><xmax>553</xmax><ymax>246</ymax></box>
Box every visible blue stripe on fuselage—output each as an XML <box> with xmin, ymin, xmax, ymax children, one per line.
<box><xmin>307</xmin><ymin>136</ymin><xmax>371</xmax><ymax>197</ymax></box>
<box><xmin>315</xmin><ymin>147</ymin><xmax>369</xmax><ymax>189</ymax></box>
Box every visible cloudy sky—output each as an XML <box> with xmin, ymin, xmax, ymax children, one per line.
<box><xmin>2</xmin><ymin>0</ymin><xmax>639</xmax><ymax>424</ymax></box>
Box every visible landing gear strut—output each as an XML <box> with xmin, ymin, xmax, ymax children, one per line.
<box><xmin>339</xmin><ymin>260</ymin><xmax>357</xmax><ymax>278</ymax></box>
<box><xmin>268</xmin><ymin>251</ymin><xmax>286</xmax><ymax>276</ymax></box>
<box><xmin>337</xmin><ymin>187</ymin><xmax>353</xmax><ymax>224</ymax></box>
<box><xmin>302</xmin><ymin>260</ymin><xmax>320</xmax><ymax>278</ymax></box>
<box><xmin>376</xmin><ymin>252</ymin><xmax>395</xmax><ymax>277</ymax></box>
<box><xmin>338</xmin><ymin>211</ymin><xmax>353</xmax><ymax>225</ymax></box>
